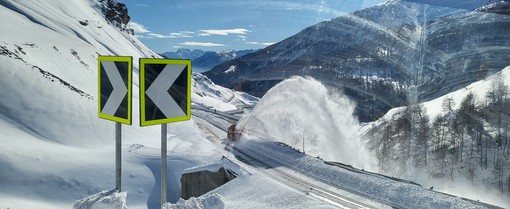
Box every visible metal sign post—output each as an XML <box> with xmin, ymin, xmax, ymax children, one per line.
<box><xmin>97</xmin><ymin>56</ymin><xmax>132</xmax><ymax>193</ymax></box>
<box><xmin>139</xmin><ymin>58</ymin><xmax>191</xmax><ymax>206</ymax></box>
<box><xmin>161</xmin><ymin>123</ymin><xmax>168</xmax><ymax>205</ymax></box>
<box><xmin>115</xmin><ymin>122</ymin><xmax>122</xmax><ymax>191</ymax></box>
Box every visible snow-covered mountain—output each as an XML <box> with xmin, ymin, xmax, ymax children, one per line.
<box><xmin>161</xmin><ymin>49</ymin><xmax>257</xmax><ymax>73</ymax></box>
<box><xmin>193</xmin><ymin>49</ymin><xmax>257</xmax><ymax>73</ymax></box>
<box><xmin>160</xmin><ymin>48</ymin><xmax>206</xmax><ymax>60</ymax></box>
<box><xmin>204</xmin><ymin>0</ymin><xmax>510</xmax><ymax>122</ymax></box>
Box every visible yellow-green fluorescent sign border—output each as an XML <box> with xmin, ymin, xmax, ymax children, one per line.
<box><xmin>139</xmin><ymin>58</ymin><xmax>191</xmax><ymax>127</ymax></box>
<box><xmin>97</xmin><ymin>56</ymin><xmax>132</xmax><ymax>125</ymax></box>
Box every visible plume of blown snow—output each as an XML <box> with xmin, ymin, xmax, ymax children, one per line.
<box><xmin>238</xmin><ymin>76</ymin><xmax>374</xmax><ymax>169</ymax></box>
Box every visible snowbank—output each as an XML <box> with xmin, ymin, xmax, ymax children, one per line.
<box><xmin>235</xmin><ymin>135</ymin><xmax>491</xmax><ymax>209</ymax></box>
<box><xmin>73</xmin><ymin>190</ymin><xmax>127</xmax><ymax>209</ymax></box>
<box><xmin>162</xmin><ymin>194</ymin><xmax>225</xmax><ymax>209</ymax></box>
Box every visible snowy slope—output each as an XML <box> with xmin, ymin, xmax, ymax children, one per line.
<box><xmin>0</xmin><ymin>1</ymin><xmax>327</xmax><ymax>209</ymax></box>
<box><xmin>361</xmin><ymin>65</ymin><xmax>510</xmax><ymax>207</ymax></box>
<box><xmin>371</xmin><ymin>66</ymin><xmax>510</xmax><ymax>128</ymax></box>
<box><xmin>0</xmin><ymin>0</ymin><xmax>164</xmax><ymax>208</ymax></box>
<box><xmin>0</xmin><ymin>0</ymin><xmax>159</xmax><ymax>145</ymax></box>
<box><xmin>192</xmin><ymin>73</ymin><xmax>258</xmax><ymax>112</ymax></box>
<box><xmin>0</xmin><ymin>0</ymin><xmax>213</xmax><ymax>208</ymax></box>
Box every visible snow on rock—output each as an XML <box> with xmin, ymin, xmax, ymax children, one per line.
<box><xmin>73</xmin><ymin>190</ymin><xmax>127</xmax><ymax>209</ymax></box>
<box><xmin>224</xmin><ymin>65</ymin><xmax>236</xmax><ymax>74</ymax></box>
<box><xmin>237</xmin><ymin>76</ymin><xmax>374</xmax><ymax>169</ymax></box>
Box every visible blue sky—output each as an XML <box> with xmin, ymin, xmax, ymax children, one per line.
<box><xmin>121</xmin><ymin>0</ymin><xmax>385</xmax><ymax>53</ymax></box>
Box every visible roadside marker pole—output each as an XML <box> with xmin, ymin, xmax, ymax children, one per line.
<box><xmin>97</xmin><ymin>56</ymin><xmax>132</xmax><ymax>193</ymax></box>
<box><xmin>115</xmin><ymin>122</ymin><xmax>122</xmax><ymax>192</ymax></box>
<box><xmin>139</xmin><ymin>59</ymin><xmax>191</xmax><ymax>206</ymax></box>
<box><xmin>161</xmin><ymin>123</ymin><xmax>168</xmax><ymax>205</ymax></box>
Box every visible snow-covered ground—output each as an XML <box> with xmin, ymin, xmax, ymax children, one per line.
<box><xmin>0</xmin><ymin>1</ymin><xmax>350</xmax><ymax>209</ymax></box>
<box><xmin>0</xmin><ymin>0</ymin><xmax>251</xmax><ymax>208</ymax></box>
<box><xmin>234</xmin><ymin>135</ymin><xmax>493</xmax><ymax>209</ymax></box>
<box><xmin>1</xmin><ymin>0</ymin><xmax>507</xmax><ymax>208</ymax></box>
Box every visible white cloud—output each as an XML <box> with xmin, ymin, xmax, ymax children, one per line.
<box><xmin>146</xmin><ymin>33</ymin><xmax>168</xmax><ymax>38</ymax></box>
<box><xmin>142</xmin><ymin>31</ymin><xmax>195</xmax><ymax>39</ymax></box>
<box><xmin>266</xmin><ymin>1</ymin><xmax>345</xmax><ymax>17</ymax></box>
<box><xmin>179</xmin><ymin>42</ymin><xmax>226</xmax><ymax>47</ymax></box>
<box><xmin>169</xmin><ymin>31</ymin><xmax>194</xmax><ymax>38</ymax></box>
<box><xmin>128</xmin><ymin>22</ymin><xmax>150</xmax><ymax>33</ymax></box>
<box><xmin>199</xmin><ymin>28</ymin><xmax>250</xmax><ymax>36</ymax></box>
<box><xmin>237</xmin><ymin>35</ymin><xmax>247</xmax><ymax>39</ymax></box>
<box><xmin>246</xmin><ymin>41</ymin><xmax>275</xmax><ymax>46</ymax></box>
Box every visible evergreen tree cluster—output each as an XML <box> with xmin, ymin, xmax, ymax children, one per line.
<box><xmin>368</xmin><ymin>76</ymin><xmax>510</xmax><ymax>194</ymax></box>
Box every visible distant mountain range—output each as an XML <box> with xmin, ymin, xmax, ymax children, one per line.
<box><xmin>204</xmin><ymin>0</ymin><xmax>510</xmax><ymax>122</ymax></box>
<box><xmin>161</xmin><ymin>48</ymin><xmax>206</xmax><ymax>60</ymax></box>
<box><xmin>160</xmin><ymin>48</ymin><xmax>257</xmax><ymax>72</ymax></box>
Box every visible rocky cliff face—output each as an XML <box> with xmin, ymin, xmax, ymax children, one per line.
<box><xmin>98</xmin><ymin>0</ymin><xmax>131</xmax><ymax>32</ymax></box>
<box><xmin>204</xmin><ymin>0</ymin><xmax>510</xmax><ymax>122</ymax></box>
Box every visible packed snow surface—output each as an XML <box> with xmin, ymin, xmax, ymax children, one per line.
<box><xmin>234</xmin><ymin>135</ymin><xmax>492</xmax><ymax>209</ymax></box>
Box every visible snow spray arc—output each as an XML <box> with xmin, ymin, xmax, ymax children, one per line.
<box><xmin>237</xmin><ymin>76</ymin><xmax>374</xmax><ymax>170</ymax></box>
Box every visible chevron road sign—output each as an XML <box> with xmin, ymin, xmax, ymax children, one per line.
<box><xmin>139</xmin><ymin>59</ymin><xmax>191</xmax><ymax>126</ymax></box>
<box><xmin>98</xmin><ymin>56</ymin><xmax>132</xmax><ymax>125</ymax></box>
